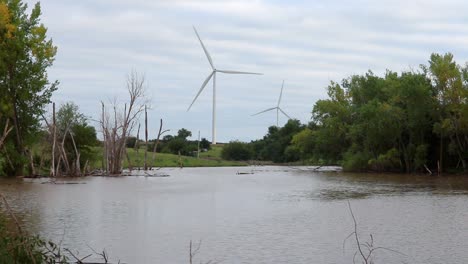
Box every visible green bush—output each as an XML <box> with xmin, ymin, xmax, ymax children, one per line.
<box><xmin>0</xmin><ymin>214</ymin><xmax>68</xmax><ymax>263</ymax></box>
<box><xmin>221</xmin><ymin>141</ymin><xmax>253</xmax><ymax>161</ymax></box>
<box><xmin>342</xmin><ymin>149</ymin><xmax>371</xmax><ymax>172</ymax></box>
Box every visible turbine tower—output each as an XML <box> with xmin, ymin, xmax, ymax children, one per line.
<box><xmin>252</xmin><ymin>80</ymin><xmax>291</xmax><ymax>126</ymax></box>
<box><xmin>187</xmin><ymin>26</ymin><xmax>262</xmax><ymax>145</ymax></box>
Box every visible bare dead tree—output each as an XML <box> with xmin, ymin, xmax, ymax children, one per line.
<box><xmin>100</xmin><ymin>70</ymin><xmax>147</xmax><ymax>175</ymax></box>
<box><xmin>151</xmin><ymin>119</ymin><xmax>169</xmax><ymax>168</ymax></box>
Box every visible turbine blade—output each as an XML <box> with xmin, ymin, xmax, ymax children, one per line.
<box><xmin>251</xmin><ymin>107</ymin><xmax>277</xmax><ymax>116</ymax></box>
<box><xmin>217</xmin><ymin>70</ymin><xmax>263</xmax><ymax>75</ymax></box>
<box><xmin>187</xmin><ymin>72</ymin><xmax>214</xmax><ymax>111</ymax></box>
<box><xmin>278</xmin><ymin>108</ymin><xmax>291</xmax><ymax>119</ymax></box>
<box><xmin>277</xmin><ymin>80</ymin><xmax>285</xmax><ymax>107</ymax></box>
<box><xmin>193</xmin><ymin>26</ymin><xmax>214</xmax><ymax>69</ymax></box>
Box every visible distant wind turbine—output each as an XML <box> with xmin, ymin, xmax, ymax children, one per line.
<box><xmin>187</xmin><ymin>26</ymin><xmax>263</xmax><ymax>145</ymax></box>
<box><xmin>252</xmin><ymin>80</ymin><xmax>291</xmax><ymax>126</ymax></box>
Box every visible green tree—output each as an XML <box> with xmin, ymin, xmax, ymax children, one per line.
<box><xmin>177</xmin><ymin>128</ymin><xmax>192</xmax><ymax>139</ymax></box>
<box><xmin>427</xmin><ymin>53</ymin><xmax>468</xmax><ymax>171</ymax></box>
<box><xmin>250</xmin><ymin>119</ymin><xmax>304</xmax><ymax>163</ymax></box>
<box><xmin>309</xmin><ymin>69</ymin><xmax>436</xmax><ymax>172</ymax></box>
<box><xmin>54</xmin><ymin>102</ymin><xmax>97</xmax><ymax>175</ymax></box>
<box><xmin>221</xmin><ymin>141</ymin><xmax>252</xmax><ymax>161</ymax></box>
<box><xmin>0</xmin><ymin>0</ymin><xmax>57</xmax><ymax>176</ymax></box>
<box><xmin>199</xmin><ymin>138</ymin><xmax>211</xmax><ymax>150</ymax></box>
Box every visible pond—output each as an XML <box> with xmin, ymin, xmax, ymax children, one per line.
<box><xmin>0</xmin><ymin>166</ymin><xmax>467</xmax><ymax>263</ymax></box>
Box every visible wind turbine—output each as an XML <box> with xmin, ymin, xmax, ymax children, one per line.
<box><xmin>252</xmin><ymin>80</ymin><xmax>291</xmax><ymax>127</ymax></box>
<box><xmin>187</xmin><ymin>26</ymin><xmax>262</xmax><ymax>145</ymax></box>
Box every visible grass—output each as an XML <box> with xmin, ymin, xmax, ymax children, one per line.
<box><xmin>91</xmin><ymin>145</ymin><xmax>247</xmax><ymax>169</ymax></box>
<box><xmin>199</xmin><ymin>144</ymin><xmax>224</xmax><ymax>159</ymax></box>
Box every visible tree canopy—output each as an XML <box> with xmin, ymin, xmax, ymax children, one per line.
<box><xmin>0</xmin><ymin>0</ymin><xmax>57</xmax><ymax>176</ymax></box>
<box><xmin>288</xmin><ymin>53</ymin><xmax>467</xmax><ymax>173</ymax></box>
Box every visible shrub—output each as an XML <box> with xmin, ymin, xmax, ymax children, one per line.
<box><xmin>342</xmin><ymin>149</ymin><xmax>372</xmax><ymax>172</ymax></box>
<box><xmin>221</xmin><ymin>141</ymin><xmax>252</xmax><ymax>161</ymax></box>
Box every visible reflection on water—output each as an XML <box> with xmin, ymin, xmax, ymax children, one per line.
<box><xmin>0</xmin><ymin>166</ymin><xmax>467</xmax><ymax>264</ymax></box>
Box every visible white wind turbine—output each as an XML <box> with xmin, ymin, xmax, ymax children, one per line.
<box><xmin>187</xmin><ymin>26</ymin><xmax>262</xmax><ymax>145</ymax></box>
<box><xmin>252</xmin><ymin>80</ymin><xmax>291</xmax><ymax>126</ymax></box>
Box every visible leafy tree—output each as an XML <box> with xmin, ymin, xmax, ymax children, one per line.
<box><xmin>291</xmin><ymin>128</ymin><xmax>315</xmax><ymax>160</ymax></box>
<box><xmin>177</xmin><ymin>128</ymin><xmax>192</xmax><ymax>139</ymax></box>
<box><xmin>249</xmin><ymin>53</ymin><xmax>466</xmax><ymax>173</ymax></box>
<box><xmin>221</xmin><ymin>141</ymin><xmax>252</xmax><ymax>161</ymax></box>
<box><xmin>126</xmin><ymin>136</ymin><xmax>137</xmax><ymax>148</ymax></box>
<box><xmin>199</xmin><ymin>138</ymin><xmax>211</xmax><ymax>150</ymax></box>
<box><xmin>0</xmin><ymin>0</ymin><xmax>58</xmax><ymax>175</ymax></box>
<box><xmin>167</xmin><ymin>137</ymin><xmax>186</xmax><ymax>154</ymax></box>
<box><xmin>54</xmin><ymin>102</ymin><xmax>97</xmax><ymax>174</ymax></box>
<box><xmin>427</xmin><ymin>53</ymin><xmax>468</xmax><ymax>171</ymax></box>
<box><xmin>250</xmin><ymin>119</ymin><xmax>304</xmax><ymax>163</ymax></box>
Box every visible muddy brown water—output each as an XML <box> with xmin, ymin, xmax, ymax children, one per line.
<box><xmin>0</xmin><ymin>166</ymin><xmax>467</xmax><ymax>263</ymax></box>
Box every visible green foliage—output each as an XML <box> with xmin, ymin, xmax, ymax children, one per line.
<box><xmin>167</xmin><ymin>137</ymin><xmax>186</xmax><ymax>154</ymax></box>
<box><xmin>342</xmin><ymin>149</ymin><xmax>372</xmax><ymax>172</ymax></box>
<box><xmin>91</xmin><ymin>147</ymin><xmax>247</xmax><ymax>168</ymax></box>
<box><xmin>199</xmin><ymin>138</ymin><xmax>211</xmax><ymax>150</ymax></box>
<box><xmin>291</xmin><ymin>128</ymin><xmax>314</xmax><ymax>160</ymax></box>
<box><xmin>177</xmin><ymin>128</ymin><xmax>192</xmax><ymax>140</ymax></box>
<box><xmin>154</xmin><ymin>128</ymin><xmax>210</xmax><ymax>156</ymax></box>
<box><xmin>250</xmin><ymin>119</ymin><xmax>305</xmax><ymax>163</ymax></box>
<box><xmin>0</xmin><ymin>0</ymin><xmax>58</xmax><ymax>176</ymax></box>
<box><xmin>126</xmin><ymin>136</ymin><xmax>137</xmax><ymax>148</ymax></box>
<box><xmin>291</xmin><ymin>53</ymin><xmax>467</xmax><ymax>173</ymax></box>
<box><xmin>368</xmin><ymin>148</ymin><xmax>400</xmax><ymax>172</ymax></box>
<box><xmin>221</xmin><ymin>141</ymin><xmax>253</xmax><ymax>161</ymax></box>
<box><xmin>0</xmin><ymin>214</ymin><xmax>68</xmax><ymax>263</ymax></box>
<box><xmin>55</xmin><ymin>102</ymin><xmax>97</xmax><ymax>170</ymax></box>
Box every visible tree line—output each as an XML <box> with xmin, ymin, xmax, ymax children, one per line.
<box><xmin>127</xmin><ymin>128</ymin><xmax>211</xmax><ymax>156</ymax></box>
<box><xmin>223</xmin><ymin>53</ymin><xmax>467</xmax><ymax>173</ymax></box>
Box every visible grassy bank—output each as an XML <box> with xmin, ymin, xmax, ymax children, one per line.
<box><xmin>90</xmin><ymin>145</ymin><xmax>248</xmax><ymax>169</ymax></box>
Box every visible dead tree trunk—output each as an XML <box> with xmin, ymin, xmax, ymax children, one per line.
<box><xmin>151</xmin><ymin>119</ymin><xmax>169</xmax><ymax>168</ymax></box>
<box><xmin>135</xmin><ymin>123</ymin><xmax>140</xmax><ymax>153</ymax></box>
<box><xmin>144</xmin><ymin>105</ymin><xmax>148</xmax><ymax>171</ymax></box>
<box><xmin>51</xmin><ymin>102</ymin><xmax>56</xmax><ymax>177</ymax></box>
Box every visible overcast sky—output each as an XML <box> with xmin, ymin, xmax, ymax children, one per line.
<box><xmin>26</xmin><ymin>0</ymin><xmax>468</xmax><ymax>142</ymax></box>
